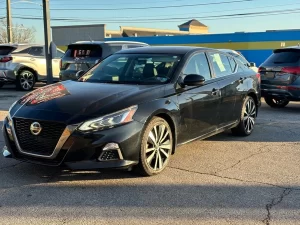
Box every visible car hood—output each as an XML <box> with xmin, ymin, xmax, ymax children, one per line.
<box><xmin>10</xmin><ymin>81</ymin><xmax>166</xmax><ymax>124</ymax></box>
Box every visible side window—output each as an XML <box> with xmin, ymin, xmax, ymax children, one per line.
<box><xmin>208</xmin><ymin>52</ymin><xmax>233</xmax><ymax>78</ymax></box>
<box><xmin>228</xmin><ymin>56</ymin><xmax>237</xmax><ymax>72</ymax></box>
<box><xmin>29</xmin><ymin>47</ymin><xmax>44</xmax><ymax>57</ymax></box>
<box><xmin>183</xmin><ymin>52</ymin><xmax>211</xmax><ymax>80</ymax></box>
<box><xmin>12</xmin><ymin>47</ymin><xmax>30</xmax><ymax>54</ymax></box>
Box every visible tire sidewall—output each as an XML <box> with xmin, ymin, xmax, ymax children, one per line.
<box><xmin>139</xmin><ymin>117</ymin><xmax>173</xmax><ymax>176</ymax></box>
<box><xmin>241</xmin><ymin>96</ymin><xmax>256</xmax><ymax>135</ymax></box>
<box><xmin>17</xmin><ymin>70</ymin><xmax>36</xmax><ymax>91</ymax></box>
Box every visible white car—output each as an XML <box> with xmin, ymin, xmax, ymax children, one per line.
<box><xmin>219</xmin><ymin>49</ymin><xmax>258</xmax><ymax>72</ymax></box>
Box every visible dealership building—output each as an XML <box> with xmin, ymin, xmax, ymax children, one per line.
<box><xmin>51</xmin><ymin>19</ymin><xmax>209</xmax><ymax>48</ymax></box>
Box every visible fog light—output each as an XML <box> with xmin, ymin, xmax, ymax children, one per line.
<box><xmin>103</xmin><ymin>143</ymin><xmax>120</xmax><ymax>151</ymax></box>
<box><xmin>98</xmin><ymin>143</ymin><xmax>123</xmax><ymax>161</ymax></box>
<box><xmin>2</xmin><ymin>146</ymin><xmax>12</xmax><ymax>158</ymax></box>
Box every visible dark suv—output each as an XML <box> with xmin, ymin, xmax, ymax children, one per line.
<box><xmin>260</xmin><ymin>46</ymin><xmax>300</xmax><ymax>108</ymax></box>
<box><xmin>59</xmin><ymin>41</ymin><xmax>148</xmax><ymax>81</ymax></box>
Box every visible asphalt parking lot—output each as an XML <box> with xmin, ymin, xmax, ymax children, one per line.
<box><xmin>0</xmin><ymin>85</ymin><xmax>300</xmax><ymax>225</ymax></box>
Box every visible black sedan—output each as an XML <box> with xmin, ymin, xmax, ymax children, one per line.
<box><xmin>2</xmin><ymin>46</ymin><xmax>261</xmax><ymax>176</ymax></box>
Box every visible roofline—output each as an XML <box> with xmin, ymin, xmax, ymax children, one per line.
<box><xmin>119</xmin><ymin>26</ymin><xmax>190</xmax><ymax>35</ymax></box>
<box><xmin>51</xmin><ymin>24</ymin><xmax>106</xmax><ymax>29</ymax></box>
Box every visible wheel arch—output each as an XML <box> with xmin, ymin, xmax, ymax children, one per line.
<box><xmin>247</xmin><ymin>90</ymin><xmax>259</xmax><ymax>116</ymax></box>
<box><xmin>143</xmin><ymin>109</ymin><xmax>178</xmax><ymax>155</ymax></box>
<box><xmin>17</xmin><ymin>66</ymin><xmax>38</xmax><ymax>81</ymax></box>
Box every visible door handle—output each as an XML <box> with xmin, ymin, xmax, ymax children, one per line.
<box><xmin>211</xmin><ymin>88</ymin><xmax>219</xmax><ymax>96</ymax></box>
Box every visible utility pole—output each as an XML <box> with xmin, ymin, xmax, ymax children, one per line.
<box><xmin>42</xmin><ymin>0</ymin><xmax>53</xmax><ymax>84</ymax></box>
<box><xmin>6</xmin><ymin>0</ymin><xmax>12</xmax><ymax>43</ymax></box>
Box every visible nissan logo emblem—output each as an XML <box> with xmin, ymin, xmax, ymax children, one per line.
<box><xmin>30</xmin><ymin>122</ymin><xmax>42</xmax><ymax>135</ymax></box>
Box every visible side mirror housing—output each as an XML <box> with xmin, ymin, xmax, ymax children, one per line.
<box><xmin>76</xmin><ymin>70</ymin><xmax>85</xmax><ymax>79</ymax></box>
<box><xmin>183</xmin><ymin>74</ymin><xmax>205</xmax><ymax>86</ymax></box>
<box><xmin>249</xmin><ymin>62</ymin><xmax>256</xmax><ymax>67</ymax></box>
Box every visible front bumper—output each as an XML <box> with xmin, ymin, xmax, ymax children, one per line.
<box><xmin>2</xmin><ymin>117</ymin><xmax>143</xmax><ymax>170</ymax></box>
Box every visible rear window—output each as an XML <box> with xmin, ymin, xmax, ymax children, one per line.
<box><xmin>0</xmin><ymin>46</ymin><xmax>16</xmax><ymax>55</ymax></box>
<box><xmin>264</xmin><ymin>49</ymin><xmax>300</xmax><ymax>64</ymax></box>
<box><xmin>65</xmin><ymin>44</ymin><xmax>102</xmax><ymax>58</ymax></box>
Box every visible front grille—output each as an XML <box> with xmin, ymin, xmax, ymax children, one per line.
<box><xmin>14</xmin><ymin>118</ymin><xmax>66</xmax><ymax>156</ymax></box>
<box><xmin>99</xmin><ymin>150</ymin><xmax>120</xmax><ymax>161</ymax></box>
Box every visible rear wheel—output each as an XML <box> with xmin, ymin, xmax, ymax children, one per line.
<box><xmin>264</xmin><ymin>96</ymin><xmax>289</xmax><ymax>108</ymax></box>
<box><xmin>16</xmin><ymin>70</ymin><xmax>36</xmax><ymax>91</ymax></box>
<box><xmin>136</xmin><ymin>117</ymin><xmax>173</xmax><ymax>176</ymax></box>
<box><xmin>232</xmin><ymin>96</ymin><xmax>257</xmax><ymax>136</ymax></box>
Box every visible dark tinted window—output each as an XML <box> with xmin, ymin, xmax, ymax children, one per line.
<box><xmin>80</xmin><ymin>54</ymin><xmax>181</xmax><ymax>84</ymax></box>
<box><xmin>208</xmin><ymin>52</ymin><xmax>233</xmax><ymax>77</ymax></box>
<box><xmin>13</xmin><ymin>47</ymin><xmax>30</xmax><ymax>54</ymax></box>
<box><xmin>65</xmin><ymin>44</ymin><xmax>102</xmax><ymax>58</ymax></box>
<box><xmin>228</xmin><ymin>56</ymin><xmax>237</xmax><ymax>72</ymax></box>
<box><xmin>264</xmin><ymin>50</ymin><xmax>300</xmax><ymax>64</ymax></box>
<box><xmin>183</xmin><ymin>52</ymin><xmax>211</xmax><ymax>80</ymax></box>
<box><xmin>0</xmin><ymin>46</ymin><xmax>16</xmax><ymax>55</ymax></box>
<box><xmin>29</xmin><ymin>47</ymin><xmax>44</xmax><ymax>56</ymax></box>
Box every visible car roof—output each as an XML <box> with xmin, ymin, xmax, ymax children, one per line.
<box><xmin>218</xmin><ymin>49</ymin><xmax>240</xmax><ymax>54</ymax></box>
<box><xmin>71</xmin><ymin>41</ymin><xmax>149</xmax><ymax>46</ymax></box>
<box><xmin>116</xmin><ymin>46</ymin><xmax>211</xmax><ymax>55</ymax></box>
<box><xmin>274</xmin><ymin>46</ymin><xmax>300</xmax><ymax>53</ymax></box>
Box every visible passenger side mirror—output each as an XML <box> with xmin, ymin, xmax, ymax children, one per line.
<box><xmin>249</xmin><ymin>62</ymin><xmax>256</xmax><ymax>67</ymax></box>
<box><xmin>183</xmin><ymin>74</ymin><xmax>205</xmax><ymax>86</ymax></box>
<box><xmin>76</xmin><ymin>70</ymin><xmax>85</xmax><ymax>79</ymax></box>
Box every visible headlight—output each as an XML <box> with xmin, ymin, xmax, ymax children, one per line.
<box><xmin>78</xmin><ymin>105</ymin><xmax>138</xmax><ymax>131</ymax></box>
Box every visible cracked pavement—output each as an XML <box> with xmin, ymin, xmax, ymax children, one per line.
<box><xmin>0</xmin><ymin>87</ymin><xmax>300</xmax><ymax>224</ymax></box>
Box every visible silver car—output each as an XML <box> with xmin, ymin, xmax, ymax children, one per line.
<box><xmin>0</xmin><ymin>44</ymin><xmax>65</xmax><ymax>91</ymax></box>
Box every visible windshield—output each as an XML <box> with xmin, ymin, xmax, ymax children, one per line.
<box><xmin>79</xmin><ymin>53</ymin><xmax>181</xmax><ymax>84</ymax></box>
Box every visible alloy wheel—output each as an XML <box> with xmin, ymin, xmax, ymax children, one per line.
<box><xmin>145</xmin><ymin>124</ymin><xmax>172</xmax><ymax>171</ymax></box>
<box><xmin>243</xmin><ymin>99</ymin><xmax>256</xmax><ymax>133</ymax></box>
<box><xmin>20</xmin><ymin>71</ymin><xmax>34</xmax><ymax>90</ymax></box>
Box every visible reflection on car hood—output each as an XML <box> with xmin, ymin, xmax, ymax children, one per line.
<box><xmin>10</xmin><ymin>81</ymin><xmax>165</xmax><ymax>124</ymax></box>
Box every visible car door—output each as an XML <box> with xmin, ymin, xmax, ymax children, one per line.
<box><xmin>177</xmin><ymin>51</ymin><xmax>221</xmax><ymax>143</ymax></box>
<box><xmin>28</xmin><ymin>46</ymin><xmax>47</xmax><ymax>80</ymax></box>
<box><xmin>207</xmin><ymin>51</ymin><xmax>242</xmax><ymax>127</ymax></box>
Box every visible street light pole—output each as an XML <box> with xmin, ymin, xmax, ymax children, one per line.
<box><xmin>6</xmin><ymin>0</ymin><xmax>12</xmax><ymax>43</ymax></box>
<box><xmin>42</xmin><ymin>0</ymin><xmax>53</xmax><ymax>84</ymax></box>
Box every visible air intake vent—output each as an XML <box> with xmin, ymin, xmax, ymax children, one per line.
<box><xmin>99</xmin><ymin>150</ymin><xmax>120</xmax><ymax>161</ymax></box>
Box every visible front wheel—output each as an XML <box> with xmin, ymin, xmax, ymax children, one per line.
<box><xmin>232</xmin><ymin>96</ymin><xmax>257</xmax><ymax>136</ymax></box>
<box><xmin>16</xmin><ymin>70</ymin><xmax>36</xmax><ymax>91</ymax></box>
<box><xmin>136</xmin><ymin>117</ymin><xmax>173</xmax><ymax>176</ymax></box>
<box><xmin>264</xmin><ymin>97</ymin><xmax>289</xmax><ymax>108</ymax></box>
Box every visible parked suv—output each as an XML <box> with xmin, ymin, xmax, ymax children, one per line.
<box><xmin>59</xmin><ymin>41</ymin><xmax>149</xmax><ymax>81</ymax></box>
<box><xmin>0</xmin><ymin>44</ymin><xmax>65</xmax><ymax>91</ymax></box>
<box><xmin>260</xmin><ymin>46</ymin><xmax>300</xmax><ymax>108</ymax></box>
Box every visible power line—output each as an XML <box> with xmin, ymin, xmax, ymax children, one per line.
<box><xmin>1</xmin><ymin>0</ymin><xmax>255</xmax><ymax>11</ymax></box>
<box><xmin>9</xmin><ymin>8</ymin><xmax>300</xmax><ymax>23</ymax></box>
<box><xmin>8</xmin><ymin>2</ymin><xmax>300</xmax><ymax>20</ymax></box>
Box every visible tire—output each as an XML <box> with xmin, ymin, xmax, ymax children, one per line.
<box><xmin>231</xmin><ymin>96</ymin><xmax>257</xmax><ymax>136</ymax></box>
<box><xmin>0</xmin><ymin>82</ymin><xmax>4</xmax><ymax>88</ymax></box>
<box><xmin>136</xmin><ymin>116</ymin><xmax>173</xmax><ymax>176</ymax></box>
<box><xmin>264</xmin><ymin>96</ymin><xmax>289</xmax><ymax>108</ymax></box>
<box><xmin>16</xmin><ymin>70</ymin><xmax>36</xmax><ymax>91</ymax></box>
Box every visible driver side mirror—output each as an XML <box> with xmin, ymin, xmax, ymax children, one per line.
<box><xmin>249</xmin><ymin>62</ymin><xmax>256</xmax><ymax>67</ymax></box>
<box><xmin>76</xmin><ymin>70</ymin><xmax>85</xmax><ymax>79</ymax></box>
<box><xmin>183</xmin><ymin>74</ymin><xmax>205</xmax><ymax>86</ymax></box>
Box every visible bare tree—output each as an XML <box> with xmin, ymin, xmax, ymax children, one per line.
<box><xmin>0</xmin><ymin>18</ymin><xmax>36</xmax><ymax>44</ymax></box>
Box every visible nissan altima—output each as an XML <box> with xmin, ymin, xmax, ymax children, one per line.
<box><xmin>2</xmin><ymin>46</ymin><xmax>261</xmax><ymax>176</ymax></box>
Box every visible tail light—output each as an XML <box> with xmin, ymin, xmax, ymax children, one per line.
<box><xmin>281</xmin><ymin>67</ymin><xmax>300</xmax><ymax>75</ymax></box>
<box><xmin>0</xmin><ymin>56</ymin><xmax>12</xmax><ymax>63</ymax></box>
<box><xmin>256</xmin><ymin>73</ymin><xmax>261</xmax><ymax>83</ymax></box>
